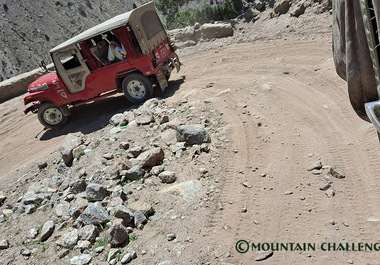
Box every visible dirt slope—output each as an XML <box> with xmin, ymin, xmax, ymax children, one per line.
<box><xmin>2</xmin><ymin>16</ymin><xmax>380</xmax><ymax>265</ymax></box>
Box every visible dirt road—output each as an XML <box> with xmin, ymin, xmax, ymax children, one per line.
<box><xmin>2</xmin><ymin>33</ymin><xmax>380</xmax><ymax>264</ymax></box>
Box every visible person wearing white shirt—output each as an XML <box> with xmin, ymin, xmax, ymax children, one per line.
<box><xmin>107</xmin><ymin>41</ymin><xmax>127</xmax><ymax>64</ymax></box>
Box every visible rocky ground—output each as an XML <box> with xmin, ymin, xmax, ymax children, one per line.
<box><xmin>3</xmin><ymin>1</ymin><xmax>380</xmax><ymax>265</ymax></box>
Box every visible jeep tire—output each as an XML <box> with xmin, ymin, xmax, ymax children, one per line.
<box><xmin>122</xmin><ymin>73</ymin><xmax>153</xmax><ymax>104</ymax></box>
<box><xmin>38</xmin><ymin>102</ymin><xmax>68</xmax><ymax>129</ymax></box>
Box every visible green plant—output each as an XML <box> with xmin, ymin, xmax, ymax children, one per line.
<box><xmin>121</xmin><ymin>179</ymin><xmax>132</xmax><ymax>186</ymax></box>
<box><xmin>104</xmin><ymin>251</ymin><xmax>109</xmax><ymax>261</ymax></box>
<box><xmin>156</xmin><ymin>0</ymin><xmax>240</xmax><ymax>29</ymax></box>
<box><xmin>41</xmin><ymin>242</ymin><xmax>49</xmax><ymax>252</ymax></box>
<box><xmin>93</xmin><ymin>237</ymin><xmax>108</xmax><ymax>250</ymax></box>
<box><xmin>115</xmin><ymin>248</ymin><xmax>123</xmax><ymax>261</ymax></box>
<box><xmin>75</xmin><ymin>150</ymin><xmax>85</xmax><ymax>159</ymax></box>
<box><xmin>129</xmin><ymin>233</ymin><xmax>139</xmax><ymax>241</ymax></box>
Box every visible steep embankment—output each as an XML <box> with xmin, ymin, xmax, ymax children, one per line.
<box><xmin>0</xmin><ymin>0</ymin><xmax>148</xmax><ymax>82</ymax></box>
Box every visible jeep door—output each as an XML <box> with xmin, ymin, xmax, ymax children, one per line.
<box><xmin>52</xmin><ymin>45</ymin><xmax>91</xmax><ymax>94</ymax></box>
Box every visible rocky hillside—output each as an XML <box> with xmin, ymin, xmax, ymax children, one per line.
<box><xmin>0</xmin><ymin>0</ymin><xmax>332</xmax><ymax>83</ymax></box>
<box><xmin>0</xmin><ymin>0</ymin><xmax>149</xmax><ymax>82</ymax></box>
<box><xmin>0</xmin><ymin>97</ymin><xmax>226</xmax><ymax>264</ymax></box>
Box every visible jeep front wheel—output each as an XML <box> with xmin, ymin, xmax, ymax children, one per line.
<box><xmin>38</xmin><ymin>102</ymin><xmax>68</xmax><ymax>129</ymax></box>
<box><xmin>122</xmin><ymin>73</ymin><xmax>153</xmax><ymax>104</ymax></box>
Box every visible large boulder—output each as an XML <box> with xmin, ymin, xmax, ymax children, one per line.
<box><xmin>176</xmin><ymin>125</ymin><xmax>211</xmax><ymax>145</ymax></box>
<box><xmin>201</xmin><ymin>23</ymin><xmax>234</xmax><ymax>40</ymax></box>
<box><xmin>79</xmin><ymin>225</ymin><xmax>99</xmax><ymax>243</ymax></box>
<box><xmin>114</xmin><ymin>205</ymin><xmax>134</xmax><ymax>227</ymax></box>
<box><xmin>274</xmin><ymin>0</ymin><xmax>291</xmax><ymax>14</ymax></box>
<box><xmin>77</xmin><ymin>203</ymin><xmax>110</xmax><ymax>225</ymax></box>
<box><xmin>107</xmin><ymin>219</ymin><xmax>129</xmax><ymax>246</ymax></box>
<box><xmin>132</xmin><ymin>147</ymin><xmax>164</xmax><ymax>168</ymax></box>
<box><xmin>40</xmin><ymin>220</ymin><xmax>55</xmax><ymax>241</ymax></box>
<box><xmin>86</xmin><ymin>183</ymin><xmax>108</xmax><ymax>202</ymax></box>
<box><xmin>59</xmin><ymin>133</ymin><xmax>84</xmax><ymax>165</ymax></box>
<box><xmin>123</xmin><ymin>166</ymin><xmax>145</xmax><ymax>181</ymax></box>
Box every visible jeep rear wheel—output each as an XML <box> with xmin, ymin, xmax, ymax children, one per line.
<box><xmin>38</xmin><ymin>102</ymin><xmax>68</xmax><ymax>129</ymax></box>
<box><xmin>122</xmin><ymin>73</ymin><xmax>153</xmax><ymax>104</ymax></box>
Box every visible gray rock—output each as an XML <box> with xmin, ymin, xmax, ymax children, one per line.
<box><xmin>151</xmin><ymin>165</ymin><xmax>165</xmax><ymax>176</ymax></box>
<box><xmin>59</xmin><ymin>133</ymin><xmax>84</xmax><ymax>165</ymax></box>
<box><xmin>13</xmin><ymin>203</ymin><xmax>25</xmax><ymax>215</ymax></box>
<box><xmin>319</xmin><ymin>183</ymin><xmax>331</xmax><ymax>191</ymax></box>
<box><xmin>103</xmin><ymin>153</ymin><xmax>114</xmax><ymax>160</ymax></box>
<box><xmin>290</xmin><ymin>2</ymin><xmax>306</xmax><ymax>17</ymax></box>
<box><xmin>24</xmin><ymin>204</ymin><xmax>36</xmax><ymax>214</ymax></box>
<box><xmin>159</xmin><ymin>115</ymin><xmax>169</xmax><ymax>124</ymax></box>
<box><xmin>255</xmin><ymin>250</ymin><xmax>273</xmax><ymax>261</ymax></box>
<box><xmin>134</xmin><ymin>211</ymin><xmax>147</xmax><ymax>227</ymax></box>
<box><xmin>79</xmin><ymin>225</ymin><xmax>99</xmax><ymax>243</ymax></box>
<box><xmin>107</xmin><ymin>248</ymin><xmax>122</xmax><ymax>262</ymax></box>
<box><xmin>56</xmin><ymin>202</ymin><xmax>70</xmax><ymax>217</ymax></box>
<box><xmin>26</xmin><ymin>228</ymin><xmax>39</xmax><ymax>240</ymax></box>
<box><xmin>49</xmin><ymin>176</ymin><xmax>65</xmax><ymax>189</ymax></box>
<box><xmin>114</xmin><ymin>205</ymin><xmax>134</xmax><ymax>226</ymax></box>
<box><xmin>124</xmin><ymin>166</ymin><xmax>145</xmax><ymax>181</ymax></box>
<box><xmin>129</xmin><ymin>201</ymin><xmax>154</xmax><ymax>216</ymax></box>
<box><xmin>0</xmin><ymin>239</ymin><xmax>9</xmax><ymax>249</ymax></box>
<box><xmin>274</xmin><ymin>0</ymin><xmax>291</xmax><ymax>14</ymax></box>
<box><xmin>37</xmin><ymin>161</ymin><xmax>48</xmax><ymax>169</ymax></box>
<box><xmin>58</xmin><ymin>249</ymin><xmax>70</xmax><ymax>259</ymax></box>
<box><xmin>166</xmin><ymin>233</ymin><xmax>176</xmax><ymax>241</ymax></box>
<box><xmin>160</xmin><ymin>180</ymin><xmax>201</xmax><ymax>202</ymax></box>
<box><xmin>23</xmin><ymin>193</ymin><xmax>44</xmax><ymax>205</ymax></box>
<box><xmin>20</xmin><ymin>247</ymin><xmax>31</xmax><ymax>256</ymax></box>
<box><xmin>57</xmin><ymin>228</ymin><xmax>79</xmax><ymax>249</ymax></box>
<box><xmin>256</xmin><ymin>1</ymin><xmax>266</xmax><ymax>11</ymax></box>
<box><xmin>110</xmin><ymin>113</ymin><xmax>125</xmax><ymax>126</ymax></box>
<box><xmin>69</xmin><ymin>206</ymin><xmax>87</xmax><ymax>219</ymax></box>
<box><xmin>119</xmin><ymin>142</ymin><xmax>130</xmax><ymax>150</ymax></box>
<box><xmin>158</xmin><ymin>171</ymin><xmax>177</xmax><ymax>184</ymax></box>
<box><xmin>70</xmin><ymin>180</ymin><xmax>87</xmax><ymax>194</ymax></box>
<box><xmin>325</xmin><ymin>190</ymin><xmax>336</xmax><ymax>198</ymax></box>
<box><xmin>330</xmin><ymin>165</ymin><xmax>345</xmax><ymax>179</ymax></box>
<box><xmin>86</xmin><ymin>184</ymin><xmax>108</xmax><ymax>202</ymax></box>
<box><xmin>121</xmin><ymin>253</ymin><xmax>133</xmax><ymax>264</ymax></box>
<box><xmin>70</xmin><ymin>254</ymin><xmax>92</xmax><ymax>265</ymax></box>
<box><xmin>200</xmin><ymin>23</ymin><xmax>234</xmax><ymax>40</ymax></box>
<box><xmin>77</xmin><ymin>203</ymin><xmax>110</xmax><ymax>225</ymax></box>
<box><xmin>307</xmin><ymin>161</ymin><xmax>322</xmax><ymax>171</ymax></box>
<box><xmin>128</xmin><ymin>146</ymin><xmax>144</xmax><ymax>157</ymax></box>
<box><xmin>94</xmin><ymin>246</ymin><xmax>105</xmax><ymax>253</ymax></box>
<box><xmin>0</xmin><ymin>191</ymin><xmax>6</xmax><ymax>204</ymax></box>
<box><xmin>133</xmin><ymin>147</ymin><xmax>164</xmax><ymax>168</ymax></box>
<box><xmin>176</xmin><ymin>125</ymin><xmax>211</xmax><ymax>145</ymax></box>
<box><xmin>135</xmin><ymin>112</ymin><xmax>155</xmax><ymax>125</ymax></box>
<box><xmin>107</xmin><ymin>219</ymin><xmax>129</xmax><ymax>246</ymax></box>
<box><xmin>77</xmin><ymin>240</ymin><xmax>91</xmax><ymax>251</ymax></box>
<box><xmin>40</xmin><ymin>220</ymin><xmax>55</xmax><ymax>241</ymax></box>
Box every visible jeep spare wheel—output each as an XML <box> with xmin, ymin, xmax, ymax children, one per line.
<box><xmin>38</xmin><ymin>102</ymin><xmax>68</xmax><ymax>128</ymax></box>
<box><xmin>122</xmin><ymin>73</ymin><xmax>153</xmax><ymax>104</ymax></box>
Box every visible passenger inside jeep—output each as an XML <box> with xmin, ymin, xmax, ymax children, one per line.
<box><xmin>107</xmin><ymin>40</ymin><xmax>127</xmax><ymax>64</ymax></box>
<box><xmin>88</xmin><ymin>33</ymin><xmax>127</xmax><ymax>66</ymax></box>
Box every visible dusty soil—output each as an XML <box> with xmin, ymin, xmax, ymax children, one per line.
<box><xmin>2</xmin><ymin>12</ymin><xmax>380</xmax><ymax>265</ymax></box>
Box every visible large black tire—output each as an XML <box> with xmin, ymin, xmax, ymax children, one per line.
<box><xmin>38</xmin><ymin>102</ymin><xmax>68</xmax><ymax>129</ymax></box>
<box><xmin>122</xmin><ymin>73</ymin><xmax>153</xmax><ymax>104</ymax></box>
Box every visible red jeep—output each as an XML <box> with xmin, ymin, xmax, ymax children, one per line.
<box><xmin>24</xmin><ymin>2</ymin><xmax>180</xmax><ymax>128</ymax></box>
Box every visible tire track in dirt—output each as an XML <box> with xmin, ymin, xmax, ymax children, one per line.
<box><xmin>199</xmin><ymin>40</ymin><xmax>380</xmax><ymax>264</ymax></box>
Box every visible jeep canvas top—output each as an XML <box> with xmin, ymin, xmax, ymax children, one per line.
<box><xmin>24</xmin><ymin>1</ymin><xmax>180</xmax><ymax>128</ymax></box>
